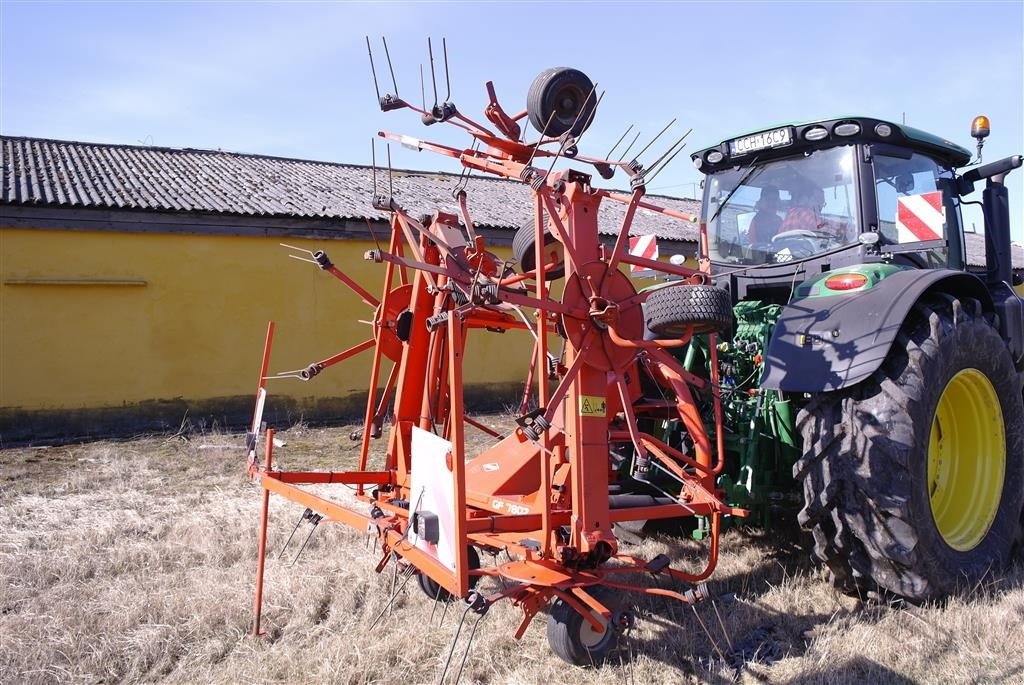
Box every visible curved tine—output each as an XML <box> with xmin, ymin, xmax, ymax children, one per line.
<box><xmin>545</xmin><ymin>82</ymin><xmax>599</xmax><ymax>176</ymax></box>
<box><xmin>442</xmin><ymin>37</ymin><xmax>451</xmax><ymax>102</ymax></box>
<box><xmin>366</xmin><ymin>36</ymin><xmax>381</xmax><ymax>101</ymax></box>
<box><xmin>280</xmin><ymin>242</ymin><xmax>315</xmax><ymax>256</ymax></box>
<box><xmin>363</xmin><ymin>217</ymin><xmax>383</xmax><ymax>252</ymax></box>
<box><xmin>266</xmin><ymin>370</ymin><xmax>309</xmax><ymax>381</ymax></box>
<box><xmin>632</xmin><ymin>118</ymin><xmax>676</xmax><ymax>163</ymax></box>
<box><xmin>617</xmin><ymin>128</ymin><xmax>643</xmax><ymax>163</ymax></box>
<box><xmin>370</xmin><ymin>138</ymin><xmax>378</xmax><ymax>196</ymax></box>
<box><xmin>427</xmin><ymin>37</ymin><xmax>438</xmax><ymax>108</ymax></box>
<box><xmin>386</xmin><ymin>143</ymin><xmax>394</xmax><ymax>197</ymax></box>
<box><xmin>541</xmin><ymin>330</ymin><xmax>596</xmax><ymax>425</ymax></box>
<box><xmin>526</xmin><ymin>108</ymin><xmax>560</xmax><ymax>167</ymax></box>
<box><xmin>606</xmin><ymin>124</ymin><xmax>634</xmax><ymax>160</ymax></box>
<box><xmin>381</xmin><ymin>36</ymin><xmax>399</xmax><ymax>97</ymax></box>
<box><xmin>643</xmin><ymin>129</ymin><xmax>693</xmax><ymax>182</ymax></box>
<box><xmin>569</xmin><ymin>90</ymin><xmax>605</xmax><ymax>148</ymax></box>
<box><xmin>420</xmin><ymin>64</ymin><xmax>426</xmax><ymax>110</ymax></box>
<box><xmin>614</xmin><ymin>373</ymin><xmax>648</xmax><ymax>460</ymax></box>
<box><xmin>644</xmin><ymin>144</ymin><xmax>690</xmax><ymax>185</ymax></box>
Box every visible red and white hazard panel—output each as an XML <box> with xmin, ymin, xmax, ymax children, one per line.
<box><xmin>628</xmin><ymin>234</ymin><xmax>659</xmax><ymax>274</ymax></box>
<box><xmin>896</xmin><ymin>191</ymin><xmax>945</xmax><ymax>243</ymax></box>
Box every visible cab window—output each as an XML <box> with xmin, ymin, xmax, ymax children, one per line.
<box><xmin>873</xmin><ymin>151</ymin><xmax>961</xmax><ymax>267</ymax></box>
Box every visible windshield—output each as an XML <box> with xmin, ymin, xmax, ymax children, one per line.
<box><xmin>704</xmin><ymin>145</ymin><xmax>860</xmax><ymax>265</ymax></box>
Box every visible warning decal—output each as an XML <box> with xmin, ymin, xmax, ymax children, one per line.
<box><xmin>896</xmin><ymin>191</ymin><xmax>945</xmax><ymax>243</ymax></box>
<box><xmin>579</xmin><ymin>395</ymin><xmax>607</xmax><ymax>417</ymax></box>
<box><xmin>628</xmin><ymin>234</ymin><xmax>659</xmax><ymax>275</ymax></box>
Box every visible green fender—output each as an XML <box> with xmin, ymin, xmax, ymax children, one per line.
<box><xmin>760</xmin><ymin>268</ymin><xmax>993</xmax><ymax>392</ymax></box>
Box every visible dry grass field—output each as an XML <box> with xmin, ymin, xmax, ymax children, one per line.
<box><xmin>2</xmin><ymin>414</ymin><xmax>1023</xmax><ymax>684</ymax></box>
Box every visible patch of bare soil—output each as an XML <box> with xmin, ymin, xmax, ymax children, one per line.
<box><xmin>1</xmin><ymin>416</ymin><xmax>1022</xmax><ymax>684</ymax></box>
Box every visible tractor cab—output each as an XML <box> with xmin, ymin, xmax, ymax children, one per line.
<box><xmin>692</xmin><ymin>117</ymin><xmax>974</xmax><ymax>290</ymax></box>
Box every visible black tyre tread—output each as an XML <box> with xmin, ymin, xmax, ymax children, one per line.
<box><xmin>795</xmin><ymin>296</ymin><xmax>1024</xmax><ymax>601</ymax></box>
<box><xmin>645</xmin><ymin>285</ymin><xmax>733</xmax><ymax>337</ymax></box>
<box><xmin>513</xmin><ymin>220</ymin><xmax>565</xmax><ymax>280</ymax></box>
<box><xmin>417</xmin><ymin>546</ymin><xmax>481</xmax><ymax>602</ymax></box>
<box><xmin>546</xmin><ymin>585</ymin><xmax>620</xmax><ymax>666</ymax></box>
<box><xmin>527</xmin><ymin>67</ymin><xmax>596</xmax><ymax>138</ymax></box>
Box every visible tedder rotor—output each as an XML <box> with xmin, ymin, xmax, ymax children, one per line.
<box><xmin>245</xmin><ymin>51</ymin><xmax>745</xmax><ymax>667</ymax></box>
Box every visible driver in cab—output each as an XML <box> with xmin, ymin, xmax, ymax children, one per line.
<box><xmin>779</xmin><ymin>185</ymin><xmax>846</xmax><ymax>240</ymax></box>
<box><xmin>781</xmin><ymin>185</ymin><xmax>827</xmax><ymax>232</ymax></box>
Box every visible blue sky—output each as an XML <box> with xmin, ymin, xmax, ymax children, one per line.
<box><xmin>2</xmin><ymin>1</ymin><xmax>1022</xmax><ymax>237</ymax></box>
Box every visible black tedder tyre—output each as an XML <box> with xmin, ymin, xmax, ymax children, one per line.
<box><xmin>417</xmin><ymin>546</ymin><xmax>481</xmax><ymax>602</ymax></box>
<box><xmin>645</xmin><ymin>284</ymin><xmax>733</xmax><ymax>337</ymax></box>
<box><xmin>795</xmin><ymin>296</ymin><xmax>1024</xmax><ymax>601</ymax></box>
<box><xmin>513</xmin><ymin>220</ymin><xmax>565</xmax><ymax>280</ymax></box>
<box><xmin>547</xmin><ymin>585</ymin><xmax>626</xmax><ymax>666</ymax></box>
<box><xmin>527</xmin><ymin>67</ymin><xmax>597</xmax><ymax>138</ymax></box>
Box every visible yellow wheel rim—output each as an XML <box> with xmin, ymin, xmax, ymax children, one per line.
<box><xmin>927</xmin><ymin>368</ymin><xmax>1006</xmax><ymax>551</ymax></box>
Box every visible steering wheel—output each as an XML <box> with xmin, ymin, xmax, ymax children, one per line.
<box><xmin>772</xmin><ymin>229</ymin><xmax>828</xmax><ymax>241</ymax></box>
<box><xmin>771</xmin><ymin>229</ymin><xmax>827</xmax><ymax>262</ymax></box>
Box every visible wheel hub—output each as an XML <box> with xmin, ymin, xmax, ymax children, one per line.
<box><xmin>927</xmin><ymin>368</ymin><xmax>1006</xmax><ymax>551</ymax></box>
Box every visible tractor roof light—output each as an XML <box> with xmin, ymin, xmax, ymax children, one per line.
<box><xmin>706</xmin><ymin>150</ymin><xmax>725</xmax><ymax>164</ymax></box>
<box><xmin>692</xmin><ymin>156</ymin><xmax>703</xmax><ymax>170</ymax></box>
<box><xmin>971</xmin><ymin>115</ymin><xmax>991</xmax><ymax>140</ymax></box>
<box><xmin>834</xmin><ymin>122</ymin><xmax>861</xmax><ymax>137</ymax></box>
<box><xmin>971</xmin><ymin>115</ymin><xmax>991</xmax><ymax>163</ymax></box>
<box><xmin>804</xmin><ymin>126</ymin><xmax>829</xmax><ymax>142</ymax></box>
<box><xmin>824</xmin><ymin>273</ymin><xmax>869</xmax><ymax>291</ymax></box>
<box><xmin>875</xmin><ymin>123</ymin><xmax>893</xmax><ymax>137</ymax></box>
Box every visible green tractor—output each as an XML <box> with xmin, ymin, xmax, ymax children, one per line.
<box><xmin>685</xmin><ymin>116</ymin><xmax>1023</xmax><ymax>601</ymax></box>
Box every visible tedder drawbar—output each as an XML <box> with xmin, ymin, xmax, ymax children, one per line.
<box><xmin>244</xmin><ymin>49</ymin><xmax>745</xmax><ymax>668</ymax></box>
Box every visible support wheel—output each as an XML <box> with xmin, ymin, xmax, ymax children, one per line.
<box><xmin>645</xmin><ymin>284</ymin><xmax>733</xmax><ymax>337</ymax></box>
<box><xmin>547</xmin><ymin>586</ymin><xmax>627</xmax><ymax>666</ymax></box>
<box><xmin>527</xmin><ymin>67</ymin><xmax>596</xmax><ymax>137</ymax></box>
<box><xmin>513</xmin><ymin>220</ymin><xmax>565</xmax><ymax>280</ymax></box>
<box><xmin>417</xmin><ymin>546</ymin><xmax>481</xmax><ymax>602</ymax></box>
<box><xmin>795</xmin><ymin>296</ymin><xmax>1024</xmax><ymax>601</ymax></box>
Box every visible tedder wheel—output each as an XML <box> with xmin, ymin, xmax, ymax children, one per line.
<box><xmin>547</xmin><ymin>585</ymin><xmax>630</xmax><ymax>666</ymax></box>
<box><xmin>513</xmin><ymin>220</ymin><xmax>566</xmax><ymax>280</ymax></box>
<box><xmin>644</xmin><ymin>284</ymin><xmax>733</xmax><ymax>337</ymax></box>
<box><xmin>527</xmin><ymin>67</ymin><xmax>597</xmax><ymax>138</ymax></box>
<box><xmin>417</xmin><ymin>546</ymin><xmax>481</xmax><ymax>602</ymax></box>
<box><xmin>795</xmin><ymin>296</ymin><xmax>1024</xmax><ymax>601</ymax></box>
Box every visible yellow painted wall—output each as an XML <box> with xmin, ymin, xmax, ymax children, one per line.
<box><xmin>0</xmin><ymin>228</ymin><xmax>537</xmax><ymax>413</ymax></box>
<box><xmin>0</xmin><ymin>226</ymin><xmax>697</xmax><ymax>433</ymax></box>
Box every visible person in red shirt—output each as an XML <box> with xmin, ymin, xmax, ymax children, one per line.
<box><xmin>780</xmin><ymin>185</ymin><xmax>827</xmax><ymax>233</ymax></box>
<box><xmin>748</xmin><ymin>185</ymin><xmax>783</xmax><ymax>244</ymax></box>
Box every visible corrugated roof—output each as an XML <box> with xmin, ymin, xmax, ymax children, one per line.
<box><xmin>963</xmin><ymin>231</ymin><xmax>1024</xmax><ymax>271</ymax></box>
<box><xmin>4</xmin><ymin>136</ymin><xmax>1019</xmax><ymax>268</ymax></box>
<box><xmin>0</xmin><ymin>135</ymin><xmax>700</xmax><ymax>242</ymax></box>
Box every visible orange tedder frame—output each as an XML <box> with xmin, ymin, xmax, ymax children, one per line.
<box><xmin>246</xmin><ymin>64</ymin><xmax>747</xmax><ymax>655</ymax></box>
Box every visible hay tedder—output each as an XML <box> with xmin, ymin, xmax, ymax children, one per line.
<box><xmin>244</xmin><ymin>39</ymin><xmax>1024</xmax><ymax>668</ymax></box>
<box><xmin>245</xmin><ymin>47</ymin><xmax>745</xmax><ymax>667</ymax></box>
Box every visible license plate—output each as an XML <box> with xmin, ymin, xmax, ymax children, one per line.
<box><xmin>730</xmin><ymin>127</ymin><xmax>792</xmax><ymax>156</ymax></box>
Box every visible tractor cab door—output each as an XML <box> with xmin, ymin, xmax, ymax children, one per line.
<box><xmin>869</xmin><ymin>146</ymin><xmax>966</xmax><ymax>270</ymax></box>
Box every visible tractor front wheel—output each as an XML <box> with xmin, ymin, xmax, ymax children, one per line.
<box><xmin>795</xmin><ymin>296</ymin><xmax>1024</xmax><ymax>601</ymax></box>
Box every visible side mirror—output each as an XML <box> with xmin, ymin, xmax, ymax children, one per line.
<box><xmin>895</xmin><ymin>174</ymin><xmax>915</xmax><ymax>194</ymax></box>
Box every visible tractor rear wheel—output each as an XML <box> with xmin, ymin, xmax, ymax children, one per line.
<box><xmin>795</xmin><ymin>296</ymin><xmax>1024</xmax><ymax>601</ymax></box>
<box><xmin>546</xmin><ymin>585</ymin><xmax>628</xmax><ymax>666</ymax></box>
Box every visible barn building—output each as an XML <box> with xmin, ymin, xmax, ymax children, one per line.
<box><xmin>0</xmin><ymin>136</ymin><xmax>700</xmax><ymax>442</ymax></box>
